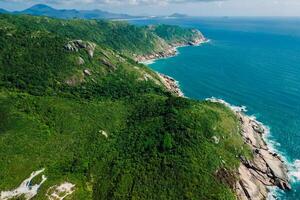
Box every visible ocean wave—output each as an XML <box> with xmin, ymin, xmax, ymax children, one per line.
<box><xmin>290</xmin><ymin>159</ymin><xmax>300</xmax><ymax>182</ymax></box>
<box><xmin>141</xmin><ymin>60</ymin><xmax>156</xmax><ymax>65</ymax></box>
<box><xmin>267</xmin><ymin>186</ymin><xmax>285</xmax><ymax>200</ymax></box>
<box><xmin>205</xmin><ymin>97</ymin><xmax>247</xmax><ymax>112</ymax></box>
<box><xmin>265</xmin><ymin>158</ymin><xmax>300</xmax><ymax>199</ymax></box>
<box><xmin>203</xmin><ymin>39</ymin><xmax>211</xmax><ymax>44</ymax></box>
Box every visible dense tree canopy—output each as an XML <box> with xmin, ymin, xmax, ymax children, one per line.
<box><xmin>0</xmin><ymin>14</ymin><xmax>250</xmax><ymax>200</ymax></box>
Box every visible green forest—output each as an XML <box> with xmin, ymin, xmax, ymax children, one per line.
<box><xmin>0</xmin><ymin>14</ymin><xmax>250</xmax><ymax>199</ymax></box>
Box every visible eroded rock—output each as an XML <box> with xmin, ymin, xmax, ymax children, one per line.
<box><xmin>65</xmin><ymin>40</ymin><xmax>96</xmax><ymax>58</ymax></box>
<box><xmin>212</xmin><ymin>136</ymin><xmax>220</xmax><ymax>144</ymax></box>
<box><xmin>0</xmin><ymin>169</ymin><xmax>47</xmax><ymax>200</ymax></box>
<box><xmin>236</xmin><ymin>112</ymin><xmax>291</xmax><ymax>200</ymax></box>
<box><xmin>157</xmin><ymin>73</ymin><xmax>184</xmax><ymax>97</ymax></box>
<box><xmin>46</xmin><ymin>182</ymin><xmax>75</xmax><ymax>200</ymax></box>
<box><xmin>206</xmin><ymin>98</ymin><xmax>291</xmax><ymax>200</ymax></box>
<box><xmin>101</xmin><ymin>58</ymin><xmax>116</xmax><ymax>70</ymax></box>
<box><xmin>65</xmin><ymin>73</ymin><xmax>84</xmax><ymax>86</ymax></box>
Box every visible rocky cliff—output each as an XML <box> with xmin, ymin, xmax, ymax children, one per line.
<box><xmin>236</xmin><ymin>112</ymin><xmax>291</xmax><ymax>200</ymax></box>
<box><xmin>206</xmin><ymin>98</ymin><xmax>291</xmax><ymax>200</ymax></box>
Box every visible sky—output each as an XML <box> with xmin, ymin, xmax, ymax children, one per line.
<box><xmin>1</xmin><ymin>0</ymin><xmax>300</xmax><ymax>16</ymax></box>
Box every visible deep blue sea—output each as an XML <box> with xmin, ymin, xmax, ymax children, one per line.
<box><xmin>131</xmin><ymin>17</ymin><xmax>300</xmax><ymax>199</ymax></box>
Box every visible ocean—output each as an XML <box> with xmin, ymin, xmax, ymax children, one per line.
<box><xmin>131</xmin><ymin>17</ymin><xmax>300</xmax><ymax>199</ymax></box>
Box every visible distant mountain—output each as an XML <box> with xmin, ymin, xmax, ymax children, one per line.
<box><xmin>4</xmin><ymin>4</ymin><xmax>138</xmax><ymax>19</ymax></box>
<box><xmin>0</xmin><ymin>8</ymin><xmax>8</xmax><ymax>14</ymax></box>
<box><xmin>169</xmin><ymin>13</ymin><xmax>188</xmax><ymax>18</ymax></box>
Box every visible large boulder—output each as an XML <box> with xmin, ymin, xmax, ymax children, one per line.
<box><xmin>65</xmin><ymin>40</ymin><xmax>96</xmax><ymax>58</ymax></box>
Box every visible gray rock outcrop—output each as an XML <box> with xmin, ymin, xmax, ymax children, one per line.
<box><xmin>65</xmin><ymin>40</ymin><xmax>96</xmax><ymax>58</ymax></box>
<box><xmin>236</xmin><ymin>112</ymin><xmax>291</xmax><ymax>200</ymax></box>
<box><xmin>135</xmin><ymin>31</ymin><xmax>207</xmax><ymax>63</ymax></box>
<box><xmin>77</xmin><ymin>56</ymin><xmax>85</xmax><ymax>65</ymax></box>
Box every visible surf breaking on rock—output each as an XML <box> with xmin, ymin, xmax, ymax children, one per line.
<box><xmin>207</xmin><ymin>97</ymin><xmax>291</xmax><ymax>200</ymax></box>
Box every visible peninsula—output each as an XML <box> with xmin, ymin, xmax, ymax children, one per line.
<box><xmin>0</xmin><ymin>13</ymin><xmax>290</xmax><ymax>200</ymax></box>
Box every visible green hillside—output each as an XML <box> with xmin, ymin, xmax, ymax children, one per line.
<box><xmin>147</xmin><ymin>24</ymin><xmax>204</xmax><ymax>44</ymax></box>
<box><xmin>0</xmin><ymin>14</ymin><xmax>202</xmax><ymax>58</ymax></box>
<box><xmin>0</xmin><ymin>14</ymin><xmax>250</xmax><ymax>200</ymax></box>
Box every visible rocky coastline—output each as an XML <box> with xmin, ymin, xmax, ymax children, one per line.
<box><xmin>157</xmin><ymin>73</ymin><xmax>184</xmax><ymax>97</ymax></box>
<box><xmin>135</xmin><ymin>32</ymin><xmax>208</xmax><ymax>63</ymax></box>
<box><xmin>157</xmin><ymin>78</ymin><xmax>291</xmax><ymax>199</ymax></box>
<box><xmin>140</xmin><ymin>32</ymin><xmax>291</xmax><ymax>199</ymax></box>
<box><xmin>207</xmin><ymin>98</ymin><xmax>291</xmax><ymax>200</ymax></box>
<box><xmin>138</xmin><ymin>31</ymin><xmax>207</xmax><ymax>97</ymax></box>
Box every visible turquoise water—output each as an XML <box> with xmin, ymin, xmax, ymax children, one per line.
<box><xmin>132</xmin><ymin>18</ymin><xmax>300</xmax><ymax>199</ymax></box>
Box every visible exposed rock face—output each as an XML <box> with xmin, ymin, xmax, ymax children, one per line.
<box><xmin>134</xmin><ymin>46</ymin><xmax>178</xmax><ymax>63</ymax></box>
<box><xmin>206</xmin><ymin>98</ymin><xmax>291</xmax><ymax>200</ymax></box>
<box><xmin>140</xmin><ymin>73</ymin><xmax>160</xmax><ymax>85</ymax></box>
<box><xmin>83</xmin><ymin>69</ymin><xmax>92</xmax><ymax>76</ymax></box>
<box><xmin>101</xmin><ymin>58</ymin><xmax>116</xmax><ymax>70</ymax></box>
<box><xmin>157</xmin><ymin>73</ymin><xmax>184</xmax><ymax>97</ymax></box>
<box><xmin>212</xmin><ymin>136</ymin><xmax>220</xmax><ymax>144</ymax></box>
<box><xmin>77</xmin><ymin>56</ymin><xmax>85</xmax><ymax>65</ymax></box>
<box><xmin>189</xmin><ymin>29</ymin><xmax>206</xmax><ymax>45</ymax></box>
<box><xmin>0</xmin><ymin>169</ymin><xmax>47</xmax><ymax>200</ymax></box>
<box><xmin>236</xmin><ymin>113</ymin><xmax>291</xmax><ymax>200</ymax></box>
<box><xmin>65</xmin><ymin>40</ymin><xmax>96</xmax><ymax>58</ymax></box>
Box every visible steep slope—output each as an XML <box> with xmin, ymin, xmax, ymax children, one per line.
<box><xmin>135</xmin><ymin>24</ymin><xmax>207</xmax><ymax>62</ymax></box>
<box><xmin>148</xmin><ymin>24</ymin><xmax>205</xmax><ymax>45</ymax></box>
<box><xmin>168</xmin><ymin>13</ymin><xmax>189</xmax><ymax>18</ymax></box>
<box><xmin>0</xmin><ymin>14</ymin><xmax>250</xmax><ymax>200</ymax></box>
<box><xmin>0</xmin><ymin>14</ymin><xmax>205</xmax><ymax>59</ymax></box>
<box><xmin>0</xmin><ymin>8</ymin><xmax>8</xmax><ymax>14</ymax></box>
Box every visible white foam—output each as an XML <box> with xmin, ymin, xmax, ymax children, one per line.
<box><xmin>267</xmin><ymin>186</ymin><xmax>284</xmax><ymax>200</ymax></box>
<box><xmin>206</xmin><ymin>97</ymin><xmax>247</xmax><ymax>112</ymax></box>
<box><xmin>206</xmin><ymin>97</ymin><xmax>299</xmax><ymax>186</ymax></box>
<box><xmin>206</xmin><ymin>97</ymin><xmax>287</xmax><ymax>152</ymax></box>
<box><xmin>140</xmin><ymin>59</ymin><xmax>156</xmax><ymax>65</ymax></box>
<box><xmin>290</xmin><ymin>159</ymin><xmax>300</xmax><ymax>182</ymax></box>
<box><xmin>46</xmin><ymin>182</ymin><xmax>75</xmax><ymax>200</ymax></box>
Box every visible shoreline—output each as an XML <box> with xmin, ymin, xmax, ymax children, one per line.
<box><xmin>140</xmin><ymin>39</ymin><xmax>210</xmax><ymax>65</ymax></box>
<box><xmin>141</xmin><ymin>38</ymin><xmax>291</xmax><ymax>199</ymax></box>
<box><xmin>138</xmin><ymin>35</ymin><xmax>209</xmax><ymax>98</ymax></box>
<box><xmin>156</xmin><ymin>73</ymin><xmax>184</xmax><ymax>97</ymax></box>
<box><xmin>207</xmin><ymin>98</ymin><xmax>291</xmax><ymax>200</ymax></box>
<box><xmin>135</xmin><ymin>35</ymin><xmax>209</xmax><ymax>63</ymax></box>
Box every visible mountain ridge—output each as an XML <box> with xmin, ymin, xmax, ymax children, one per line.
<box><xmin>3</xmin><ymin>4</ymin><xmax>138</xmax><ymax>19</ymax></box>
<box><xmin>0</xmin><ymin>8</ymin><xmax>8</xmax><ymax>13</ymax></box>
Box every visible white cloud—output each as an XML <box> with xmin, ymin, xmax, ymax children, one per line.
<box><xmin>2</xmin><ymin>0</ymin><xmax>225</xmax><ymax>6</ymax></box>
